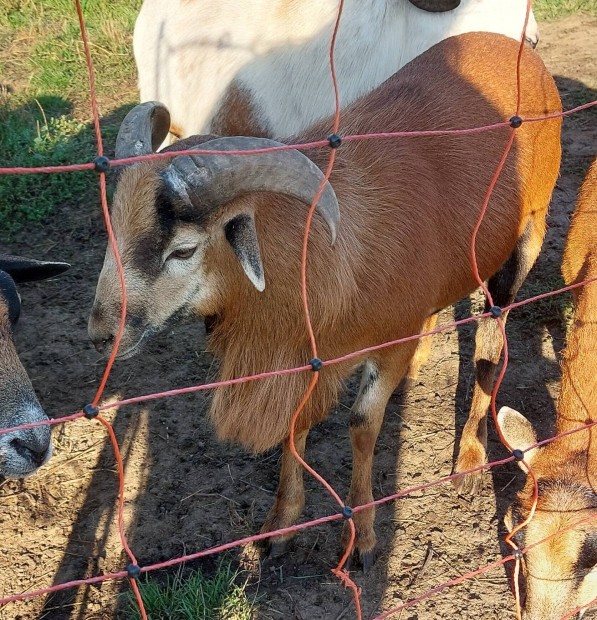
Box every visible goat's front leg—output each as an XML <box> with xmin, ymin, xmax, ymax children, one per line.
<box><xmin>343</xmin><ymin>344</ymin><xmax>418</xmax><ymax>570</ymax></box>
<box><xmin>260</xmin><ymin>430</ymin><xmax>308</xmax><ymax>556</ymax></box>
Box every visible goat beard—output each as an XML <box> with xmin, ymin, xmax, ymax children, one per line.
<box><xmin>206</xmin><ymin>324</ymin><xmax>344</xmax><ymax>453</ymax></box>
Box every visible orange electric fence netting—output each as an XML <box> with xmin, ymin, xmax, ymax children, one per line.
<box><xmin>0</xmin><ymin>0</ymin><xmax>596</xmax><ymax>619</ymax></box>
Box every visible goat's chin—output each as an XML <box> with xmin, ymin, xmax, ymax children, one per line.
<box><xmin>113</xmin><ymin>329</ymin><xmax>153</xmax><ymax>360</ymax></box>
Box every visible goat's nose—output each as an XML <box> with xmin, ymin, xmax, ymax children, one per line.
<box><xmin>91</xmin><ymin>334</ymin><xmax>114</xmax><ymax>354</ymax></box>
<box><xmin>88</xmin><ymin>318</ymin><xmax>115</xmax><ymax>353</ymax></box>
<box><xmin>10</xmin><ymin>435</ymin><xmax>50</xmax><ymax>467</ymax></box>
<box><xmin>88</xmin><ymin>303</ymin><xmax>118</xmax><ymax>353</ymax></box>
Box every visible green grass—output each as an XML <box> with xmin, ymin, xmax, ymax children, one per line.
<box><xmin>0</xmin><ymin>0</ymin><xmax>141</xmax><ymax>104</ymax></box>
<box><xmin>0</xmin><ymin>0</ymin><xmax>141</xmax><ymax>238</ymax></box>
<box><xmin>0</xmin><ymin>99</ymin><xmax>97</xmax><ymax>236</ymax></box>
<box><xmin>532</xmin><ymin>0</ymin><xmax>597</xmax><ymax>19</ymax></box>
<box><xmin>124</xmin><ymin>561</ymin><xmax>259</xmax><ymax>620</ymax></box>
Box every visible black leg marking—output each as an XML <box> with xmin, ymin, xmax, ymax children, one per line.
<box><xmin>475</xmin><ymin>359</ymin><xmax>495</xmax><ymax>394</ymax></box>
<box><xmin>361</xmin><ymin>364</ymin><xmax>380</xmax><ymax>396</ymax></box>
<box><xmin>487</xmin><ymin>222</ymin><xmax>533</xmax><ymax>309</ymax></box>
<box><xmin>349</xmin><ymin>412</ymin><xmax>369</xmax><ymax>428</ymax></box>
<box><xmin>350</xmin><ymin>362</ymin><xmax>380</xmax><ymax>427</ymax></box>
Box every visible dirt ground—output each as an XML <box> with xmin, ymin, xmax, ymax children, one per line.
<box><xmin>0</xmin><ymin>14</ymin><xmax>596</xmax><ymax>620</ymax></box>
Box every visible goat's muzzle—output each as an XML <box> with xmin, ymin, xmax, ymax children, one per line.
<box><xmin>0</xmin><ymin>403</ymin><xmax>52</xmax><ymax>478</ymax></box>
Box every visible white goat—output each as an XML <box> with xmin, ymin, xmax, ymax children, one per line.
<box><xmin>133</xmin><ymin>0</ymin><xmax>539</xmax><ymax>141</ymax></box>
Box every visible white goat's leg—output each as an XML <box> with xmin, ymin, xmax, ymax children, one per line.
<box><xmin>453</xmin><ymin>220</ymin><xmax>545</xmax><ymax>494</ymax></box>
<box><xmin>260</xmin><ymin>430</ymin><xmax>309</xmax><ymax>556</ymax></box>
<box><xmin>344</xmin><ymin>344</ymin><xmax>418</xmax><ymax>569</ymax></box>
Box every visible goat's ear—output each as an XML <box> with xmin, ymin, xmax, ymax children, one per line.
<box><xmin>224</xmin><ymin>214</ymin><xmax>265</xmax><ymax>292</ymax></box>
<box><xmin>0</xmin><ymin>255</ymin><xmax>70</xmax><ymax>284</ymax></box>
<box><xmin>497</xmin><ymin>406</ymin><xmax>540</xmax><ymax>469</ymax></box>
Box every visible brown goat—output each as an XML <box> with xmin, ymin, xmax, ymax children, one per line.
<box><xmin>88</xmin><ymin>32</ymin><xmax>561</xmax><ymax>566</ymax></box>
<box><xmin>499</xmin><ymin>159</ymin><xmax>597</xmax><ymax>619</ymax></box>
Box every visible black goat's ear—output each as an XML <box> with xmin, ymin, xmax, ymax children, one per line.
<box><xmin>224</xmin><ymin>214</ymin><xmax>265</xmax><ymax>292</ymax></box>
<box><xmin>0</xmin><ymin>255</ymin><xmax>70</xmax><ymax>283</ymax></box>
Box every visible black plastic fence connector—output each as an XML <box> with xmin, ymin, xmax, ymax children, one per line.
<box><xmin>509</xmin><ymin>116</ymin><xmax>523</xmax><ymax>129</ymax></box>
<box><xmin>93</xmin><ymin>156</ymin><xmax>111</xmax><ymax>172</ymax></box>
<box><xmin>489</xmin><ymin>305</ymin><xmax>503</xmax><ymax>318</ymax></box>
<box><xmin>126</xmin><ymin>564</ymin><xmax>142</xmax><ymax>579</ymax></box>
<box><xmin>82</xmin><ymin>404</ymin><xmax>99</xmax><ymax>419</ymax></box>
<box><xmin>309</xmin><ymin>358</ymin><xmax>324</xmax><ymax>371</ymax></box>
<box><xmin>511</xmin><ymin>449</ymin><xmax>525</xmax><ymax>461</ymax></box>
<box><xmin>327</xmin><ymin>133</ymin><xmax>342</xmax><ymax>149</ymax></box>
<box><xmin>341</xmin><ymin>506</ymin><xmax>354</xmax><ymax>519</ymax></box>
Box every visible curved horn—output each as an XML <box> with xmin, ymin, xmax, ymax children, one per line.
<box><xmin>0</xmin><ymin>255</ymin><xmax>70</xmax><ymax>283</ymax></box>
<box><xmin>407</xmin><ymin>0</ymin><xmax>461</xmax><ymax>12</ymax></box>
<box><xmin>115</xmin><ymin>101</ymin><xmax>171</xmax><ymax>160</ymax></box>
<box><xmin>163</xmin><ymin>137</ymin><xmax>340</xmax><ymax>244</ymax></box>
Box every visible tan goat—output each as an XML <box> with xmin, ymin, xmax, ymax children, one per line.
<box><xmin>499</xmin><ymin>159</ymin><xmax>597</xmax><ymax>619</ymax></box>
<box><xmin>88</xmin><ymin>32</ymin><xmax>561</xmax><ymax>566</ymax></box>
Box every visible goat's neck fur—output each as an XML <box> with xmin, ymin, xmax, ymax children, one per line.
<box><xmin>544</xmin><ymin>267</ymin><xmax>597</xmax><ymax>494</ymax></box>
<box><xmin>510</xmin><ymin>170</ymin><xmax>597</xmax><ymax>619</ymax></box>
<box><xmin>205</xmin><ymin>196</ymin><xmax>363</xmax><ymax>453</ymax></box>
<box><xmin>557</xmin><ymin>270</ymin><xmax>597</xmax><ymax>439</ymax></box>
<box><xmin>531</xmin><ymin>163</ymin><xmax>597</xmax><ymax>491</ymax></box>
<box><xmin>555</xmin><ymin>162</ymin><xmax>597</xmax><ymax>480</ymax></box>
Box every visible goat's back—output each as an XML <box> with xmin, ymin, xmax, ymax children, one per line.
<box><xmin>133</xmin><ymin>1</ymin><xmax>538</xmax><ymax>139</ymax></box>
<box><xmin>289</xmin><ymin>32</ymin><xmax>562</xmax><ymax>317</ymax></box>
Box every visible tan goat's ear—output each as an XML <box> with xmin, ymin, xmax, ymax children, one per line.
<box><xmin>224</xmin><ymin>214</ymin><xmax>265</xmax><ymax>292</ymax></box>
<box><xmin>497</xmin><ymin>406</ymin><xmax>540</xmax><ymax>469</ymax></box>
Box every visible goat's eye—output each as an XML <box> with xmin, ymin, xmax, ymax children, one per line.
<box><xmin>167</xmin><ymin>247</ymin><xmax>197</xmax><ymax>261</ymax></box>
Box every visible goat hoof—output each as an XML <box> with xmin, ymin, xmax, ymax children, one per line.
<box><xmin>264</xmin><ymin>538</ymin><xmax>290</xmax><ymax>559</ymax></box>
<box><xmin>343</xmin><ymin>547</ymin><xmax>375</xmax><ymax>573</ymax></box>
<box><xmin>453</xmin><ymin>443</ymin><xmax>486</xmax><ymax>495</ymax></box>
<box><xmin>358</xmin><ymin>549</ymin><xmax>375</xmax><ymax>573</ymax></box>
<box><xmin>452</xmin><ymin>470</ymin><xmax>484</xmax><ymax>495</ymax></box>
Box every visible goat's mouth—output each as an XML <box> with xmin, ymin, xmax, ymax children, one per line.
<box><xmin>113</xmin><ymin>328</ymin><xmax>153</xmax><ymax>360</ymax></box>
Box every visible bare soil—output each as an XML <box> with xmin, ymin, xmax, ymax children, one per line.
<box><xmin>0</xmin><ymin>14</ymin><xmax>596</xmax><ymax>620</ymax></box>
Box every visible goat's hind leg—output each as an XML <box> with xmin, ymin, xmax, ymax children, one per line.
<box><xmin>344</xmin><ymin>342</ymin><xmax>419</xmax><ymax>570</ymax></box>
<box><xmin>453</xmin><ymin>221</ymin><xmax>544</xmax><ymax>494</ymax></box>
